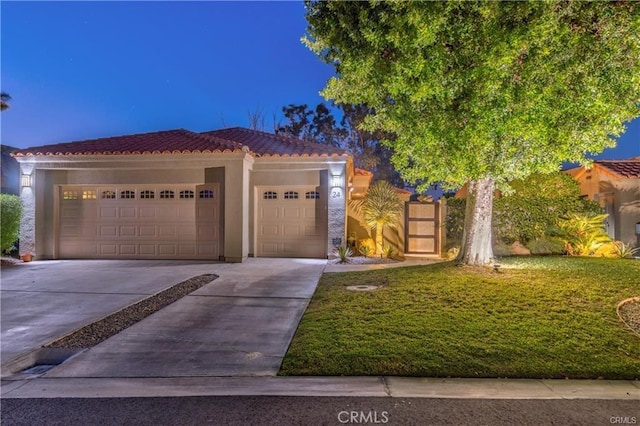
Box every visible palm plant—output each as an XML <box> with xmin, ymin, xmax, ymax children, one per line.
<box><xmin>557</xmin><ymin>213</ymin><xmax>612</xmax><ymax>256</ymax></box>
<box><xmin>350</xmin><ymin>180</ymin><xmax>403</xmax><ymax>254</ymax></box>
<box><xmin>0</xmin><ymin>92</ymin><xmax>11</xmax><ymax>111</ymax></box>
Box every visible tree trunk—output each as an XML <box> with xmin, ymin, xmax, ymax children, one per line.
<box><xmin>457</xmin><ymin>177</ymin><xmax>495</xmax><ymax>265</ymax></box>
<box><xmin>375</xmin><ymin>221</ymin><xmax>383</xmax><ymax>254</ymax></box>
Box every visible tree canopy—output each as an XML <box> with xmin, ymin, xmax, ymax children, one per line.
<box><xmin>304</xmin><ymin>1</ymin><xmax>640</xmax><ymax>192</ymax></box>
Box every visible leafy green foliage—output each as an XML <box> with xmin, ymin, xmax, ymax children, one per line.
<box><xmin>0</xmin><ymin>194</ymin><xmax>22</xmax><ymax>253</ymax></box>
<box><xmin>594</xmin><ymin>241</ymin><xmax>640</xmax><ymax>259</ymax></box>
<box><xmin>305</xmin><ymin>1</ymin><xmax>640</xmax><ymax>191</ymax></box>
<box><xmin>493</xmin><ymin>173</ymin><xmax>602</xmax><ymax>244</ymax></box>
<box><xmin>557</xmin><ymin>213</ymin><xmax>612</xmax><ymax>256</ymax></box>
<box><xmin>334</xmin><ymin>246</ymin><xmax>353</xmax><ymax>263</ymax></box>
<box><xmin>382</xmin><ymin>246</ymin><xmax>394</xmax><ymax>259</ymax></box>
<box><xmin>358</xmin><ymin>245</ymin><xmax>373</xmax><ymax>258</ymax></box>
<box><xmin>445</xmin><ymin>172</ymin><xmax>601</xmax><ymax>248</ymax></box>
<box><xmin>281</xmin><ymin>257</ymin><xmax>640</xmax><ymax>378</ymax></box>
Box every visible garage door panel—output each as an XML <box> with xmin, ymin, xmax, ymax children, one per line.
<box><xmin>59</xmin><ymin>184</ymin><xmax>220</xmax><ymax>260</ymax></box>
<box><xmin>260</xmin><ymin>206</ymin><xmax>280</xmax><ymax>220</ymax></box>
<box><xmin>100</xmin><ymin>208</ymin><xmax>118</xmax><ymax>219</ymax></box>
<box><xmin>283</xmin><ymin>207</ymin><xmax>302</xmax><ymax>219</ymax></box>
<box><xmin>99</xmin><ymin>225</ymin><xmax>118</xmax><ymax>237</ymax></box>
<box><xmin>139</xmin><ymin>207</ymin><xmax>156</xmax><ymax>218</ymax></box>
<box><xmin>119</xmin><ymin>207</ymin><xmax>136</xmax><ymax>218</ymax></box>
<box><xmin>282</xmin><ymin>225</ymin><xmax>301</xmax><ymax>237</ymax></box>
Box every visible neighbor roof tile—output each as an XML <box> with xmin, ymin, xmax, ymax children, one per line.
<box><xmin>597</xmin><ymin>157</ymin><xmax>640</xmax><ymax>178</ymax></box>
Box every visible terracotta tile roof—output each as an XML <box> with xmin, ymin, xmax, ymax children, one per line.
<box><xmin>11</xmin><ymin>129</ymin><xmax>245</xmax><ymax>157</ymax></box>
<box><xmin>597</xmin><ymin>157</ymin><xmax>640</xmax><ymax>178</ymax></box>
<box><xmin>201</xmin><ymin>127</ymin><xmax>349</xmax><ymax>158</ymax></box>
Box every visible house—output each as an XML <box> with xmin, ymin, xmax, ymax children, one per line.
<box><xmin>564</xmin><ymin>156</ymin><xmax>640</xmax><ymax>245</ymax></box>
<box><xmin>12</xmin><ymin>127</ymin><xmax>351</xmax><ymax>262</ymax></box>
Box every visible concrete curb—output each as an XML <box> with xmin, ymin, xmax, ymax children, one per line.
<box><xmin>2</xmin><ymin>376</ymin><xmax>639</xmax><ymax>400</ymax></box>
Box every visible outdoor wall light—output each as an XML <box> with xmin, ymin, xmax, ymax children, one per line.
<box><xmin>21</xmin><ymin>174</ymin><xmax>32</xmax><ymax>188</ymax></box>
<box><xmin>331</xmin><ymin>174</ymin><xmax>344</xmax><ymax>188</ymax></box>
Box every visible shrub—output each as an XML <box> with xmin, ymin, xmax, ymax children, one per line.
<box><xmin>382</xmin><ymin>246</ymin><xmax>394</xmax><ymax>258</ymax></box>
<box><xmin>557</xmin><ymin>213</ymin><xmax>612</xmax><ymax>256</ymax></box>
<box><xmin>359</xmin><ymin>245</ymin><xmax>373</xmax><ymax>258</ymax></box>
<box><xmin>0</xmin><ymin>194</ymin><xmax>22</xmax><ymax>253</ymax></box>
<box><xmin>334</xmin><ymin>246</ymin><xmax>353</xmax><ymax>263</ymax></box>
<box><xmin>594</xmin><ymin>241</ymin><xmax>640</xmax><ymax>259</ymax></box>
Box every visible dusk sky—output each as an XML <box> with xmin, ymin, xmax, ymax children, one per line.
<box><xmin>1</xmin><ymin>1</ymin><xmax>638</xmax><ymax>161</ymax></box>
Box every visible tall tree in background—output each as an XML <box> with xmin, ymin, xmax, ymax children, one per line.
<box><xmin>304</xmin><ymin>1</ymin><xmax>640</xmax><ymax>265</ymax></box>
<box><xmin>278</xmin><ymin>102</ymin><xmax>405</xmax><ymax>186</ymax></box>
<box><xmin>0</xmin><ymin>92</ymin><xmax>11</xmax><ymax>111</ymax></box>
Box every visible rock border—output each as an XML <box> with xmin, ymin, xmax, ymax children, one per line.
<box><xmin>45</xmin><ymin>274</ymin><xmax>217</xmax><ymax>349</ymax></box>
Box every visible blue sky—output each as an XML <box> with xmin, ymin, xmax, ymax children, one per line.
<box><xmin>1</xmin><ymin>1</ymin><xmax>638</xmax><ymax>160</ymax></box>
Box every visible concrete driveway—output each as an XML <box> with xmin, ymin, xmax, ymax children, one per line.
<box><xmin>1</xmin><ymin>260</ymin><xmax>231</xmax><ymax>371</ymax></box>
<box><xmin>3</xmin><ymin>258</ymin><xmax>325</xmax><ymax>378</ymax></box>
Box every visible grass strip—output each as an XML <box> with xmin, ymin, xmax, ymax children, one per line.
<box><xmin>45</xmin><ymin>274</ymin><xmax>217</xmax><ymax>349</ymax></box>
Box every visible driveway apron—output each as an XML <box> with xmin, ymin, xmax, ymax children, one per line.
<box><xmin>1</xmin><ymin>260</ymin><xmax>229</xmax><ymax>368</ymax></box>
<box><xmin>45</xmin><ymin>258</ymin><xmax>326</xmax><ymax>378</ymax></box>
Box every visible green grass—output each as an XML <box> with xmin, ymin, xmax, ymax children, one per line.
<box><xmin>280</xmin><ymin>256</ymin><xmax>640</xmax><ymax>379</ymax></box>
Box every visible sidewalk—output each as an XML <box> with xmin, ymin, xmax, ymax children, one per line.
<box><xmin>2</xmin><ymin>376</ymin><xmax>639</xmax><ymax>399</ymax></box>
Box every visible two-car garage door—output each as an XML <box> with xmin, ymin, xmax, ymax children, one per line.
<box><xmin>255</xmin><ymin>186</ymin><xmax>327</xmax><ymax>258</ymax></box>
<box><xmin>58</xmin><ymin>184</ymin><xmax>220</xmax><ymax>260</ymax></box>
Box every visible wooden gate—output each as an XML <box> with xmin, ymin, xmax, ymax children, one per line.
<box><xmin>405</xmin><ymin>202</ymin><xmax>440</xmax><ymax>255</ymax></box>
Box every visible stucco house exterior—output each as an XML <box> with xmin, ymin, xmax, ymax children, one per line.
<box><xmin>12</xmin><ymin>127</ymin><xmax>351</xmax><ymax>262</ymax></box>
<box><xmin>564</xmin><ymin>156</ymin><xmax>640</xmax><ymax>245</ymax></box>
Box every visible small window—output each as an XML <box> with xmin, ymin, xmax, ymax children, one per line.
<box><xmin>263</xmin><ymin>191</ymin><xmax>278</xmax><ymax>200</ymax></box>
<box><xmin>284</xmin><ymin>191</ymin><xmax>299</xmax><ymax>200</ymax></box>
<box><xmin>199</xmin><ymin>189</ymin><xmax>215</xmax><ymax>199</ymax></box>
<box><xmin>305</xmin><ymin>191</ymin><xmax>320</xmax><ymax>200</ymax></box>
<box><xmin>102</xmin><ymin>190</ymin><xmax>116</xmax><ymax>199</ymax></box>
<box><xmin>160</xmin><ymin>190</ymin><xmax>175</xmax><ymax>199</ymax></box>
<box><xmin>82</xmin><ymin>190</ymin><xmax>97</xmax><ymax>200</ymax></box>
<box><xmin>63</xmin><ymin>190</ymin><xmax>79</xmax><ymax>200</ymax></box>
<box><xmin>180</xmin><ymin>190</ymin><xmax>194</xmax><ymax>199</ymax></box>
<box><xmin>120</xmin><ymin>190</ymin><xmax>136</xmax><ymax>199</ymax></box>
<box><xmin>140</xmin><ymin>190</ymin><xmax>155</xmax><ymax>199</ymax></box>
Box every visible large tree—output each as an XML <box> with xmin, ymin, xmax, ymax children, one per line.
<box><xmin>304</xmin><ymin>1</ymin><xmax>640</xmax><ymax>265</ymax></box>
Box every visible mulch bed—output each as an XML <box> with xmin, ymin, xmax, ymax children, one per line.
<box><xmin>45</xmin><ymin>274</ymin><xmax>217</xmax><ymax>349</ymax></box>
<box><xmin>618</xmin><ymin>297</ymin><xmax>640</xmax><ymax>336</ymax></box>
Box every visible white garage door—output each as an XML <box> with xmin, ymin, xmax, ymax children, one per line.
<box><xmin>256</xmin><ymin>186</ymin><xmax>327</xmax><ymax>258</ymax></box>
<box><xmin>58</xmin><ymin>184</ymin><xmax>220</xmax><ymax>260</ymax></box>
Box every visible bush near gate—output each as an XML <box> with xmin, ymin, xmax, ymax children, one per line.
<box><xmin>0</xmin><ymin>194</ymin><xmax>22</xmax><ymax>253</ymax></box>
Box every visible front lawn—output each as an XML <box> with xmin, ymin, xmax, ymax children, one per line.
<box><xmin>280</xmin><ymin>257</ymin><xmax>640</xmax><ymax>379</ymax></box>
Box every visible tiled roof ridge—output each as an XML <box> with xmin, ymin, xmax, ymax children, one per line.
<box><xmin>11</xmin><ymin>128</ymin><xmax>246</xmax><ymax>157</ymax></box>
<box><xmin>221</xmin><ymin>126</ymin><xmax>342</xmax><ymax>150</ymax></box>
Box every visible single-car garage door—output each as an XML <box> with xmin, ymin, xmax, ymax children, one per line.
<box><xmin>256</xmin><ymin>186</ymin><xmax>327</xmax><ymax>258</ymax></box>
<box><xmin>58</xmin><ymin>184</ymin><xmax>220</xmax><ymax>260</ymax></box>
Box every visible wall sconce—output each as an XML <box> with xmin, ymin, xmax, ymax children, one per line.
<box><xmin>331</xmin><ymin>174</ymin><xmax>344</xmax><ymax>188</ymax></box>
<box><xmin>21</xmin><ymin>174</ymin><xmax>32</xmax><ymax>188</ymax></box>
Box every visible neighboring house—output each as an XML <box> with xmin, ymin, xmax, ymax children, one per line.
<box><xmin>347</xmin><ymin>169</ymin><xmax>444</xmax><ymax>257</ymax></box>
<box><xmin>564</xmin><ymin>156</ymin><xmax>640</xmax><ymax>245</ymax></box>
<box><xmin>12</xmin><ymin>127</ymin><xmax>351</xmax><ymax>262</ymax></box>
<box><xmin>1</xmin><ymin>145</ymin><xmax>20</xmax><ymax>195</ymax></box>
